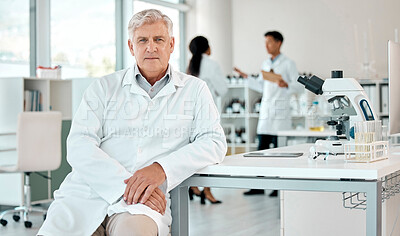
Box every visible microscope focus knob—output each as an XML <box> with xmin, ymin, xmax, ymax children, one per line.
<box><xmin>336</xmin><ymin>124</ymin><xmax>343</xmax><ymax>135</ymax></box>
<box><xmin>327</xmin><ymin>120</ymin><xmax>338</xmax><ymax>126</ymax></box>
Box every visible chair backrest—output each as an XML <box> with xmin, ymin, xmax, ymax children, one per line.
<box><xmin>16</xmin><ymin>112</ymin><xmax>62</xmax><ymax>172</ymax></box>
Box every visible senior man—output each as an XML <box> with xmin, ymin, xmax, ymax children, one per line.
<box><xmin>38</xmin><ymin>9</ymin><xmax>227</xmax><ymax>236</ymax></box>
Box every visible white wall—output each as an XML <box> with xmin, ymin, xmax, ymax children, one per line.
<box><xmin>232</xmin><ymin>0</ymin><xmax>399</xmax><ymax>79</ymax></box>
<box><xmin>186</xmin><ymin>0</ymin><xmax>232</xmax><ymax>75</ymax></box>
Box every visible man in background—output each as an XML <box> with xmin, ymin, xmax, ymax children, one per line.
<box><xmin>235</xmin><ymin>31</ymin><xmax>302</xmax><ymax>196</ymax></box>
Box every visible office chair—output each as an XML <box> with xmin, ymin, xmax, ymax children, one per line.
<box><xmin>0</xmin><ymin>112</ymin><xmax>62</xmax><ymax>228</ymax></box>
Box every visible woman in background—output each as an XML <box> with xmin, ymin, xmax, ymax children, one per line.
<box><xmin>187</xmin><ymin>36</ymin><xmax>228</xmax><ymax>204</ymax></box>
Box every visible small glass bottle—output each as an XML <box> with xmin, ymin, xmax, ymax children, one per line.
<box><xmin>307</xmin><ymin>101</ymin><xmax>324</xmax><ymax>131</ymax></box>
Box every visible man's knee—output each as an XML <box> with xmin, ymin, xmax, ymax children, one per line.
<box><xmin>107</xmin><ymin>213</ymin><xmax>158</xmax><ymax>236</ymax></box>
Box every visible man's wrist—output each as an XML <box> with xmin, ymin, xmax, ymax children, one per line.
<box><xmin>153</xmin><ymin>162</ymin><xmax>167</xmax><ymax>182</ymax></box>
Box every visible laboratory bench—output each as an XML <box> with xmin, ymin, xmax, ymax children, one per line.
<box><xmin>171</xmin><ymin>144</ymin><xmax>400</xmax><ymax>236</ymax></box>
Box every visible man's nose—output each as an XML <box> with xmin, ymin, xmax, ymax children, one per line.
<box><xmin>146</xmin><ymin>41</ymin><xmax>156</xmax><ymax>52</ymax></box>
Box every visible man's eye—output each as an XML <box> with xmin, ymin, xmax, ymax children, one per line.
<box><xmin>155</xmin><ymin>38</ymin><xmax>164</xmax><ymax>42</ymax></box>
<box><xmin>139</xmin><ymin>39</ymin><xmax>147</xmax><ymax>43</ymax></box>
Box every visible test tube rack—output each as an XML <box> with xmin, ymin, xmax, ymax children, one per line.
<box><xmin>344</xmin><ymin>141</ymin><xmax>389</xmax><ymax>163</ymax></box>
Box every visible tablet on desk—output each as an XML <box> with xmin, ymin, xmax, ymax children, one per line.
<box><xmin>243</xmin><ymin>152</ymin><xmax>303</xmax><ymax>158</ymax></box>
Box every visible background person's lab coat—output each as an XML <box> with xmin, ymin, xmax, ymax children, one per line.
<box><xmin>38</xmin><ymin>66</ymin><xmax>227</xmax><ymax>236</ymax></box>
<box><xmin>256</xmin><ymin>54</ymin><xmax>302</xmax><ymax>134</ymax></box>
<box><xmin>198</xmin><ymin>54</ymin><xmax>228</xmax><ymax>112</ymax></box>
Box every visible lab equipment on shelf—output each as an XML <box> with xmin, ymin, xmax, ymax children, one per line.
<box><xmin>225</xmin><ymin>98</ymin><xmax>245</xmax><ymax>114</ymax></box>
<box><xmin>253</xmin><ymin>98</ymin><xmax>261</xmax><ymax>113</ymax></box>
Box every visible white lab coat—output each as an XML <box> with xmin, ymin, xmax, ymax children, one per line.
<box><xmin>38</xmin><ymin>66</ymin><xmax>227</xmax><ymax>236</ymax></box>
<box><xmin>256</xmin><ymin>54</ymin><xmax>302</xmax><ymax>134</ymax></box>
<box><xmin>198</xmin><ymin>54</ymin><xmax>228</xmax><ymax>105</ymax></box>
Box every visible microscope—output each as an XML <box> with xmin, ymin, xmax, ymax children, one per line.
<box><xmin>298</xmin><ymin>70</ymin><xmax>377</xmax><ymax>154</ymax></box>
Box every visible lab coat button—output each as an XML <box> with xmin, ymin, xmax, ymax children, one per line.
<box><xmin>138</xmin><ymin>148</ymin><xmax>142</xmax><ymax>153</ymax></box>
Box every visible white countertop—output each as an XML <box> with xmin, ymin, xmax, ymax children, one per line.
<box><xmin>196</xmin><ymin>144</ymin><xmax>400</xmax><ymax>180</ymax></box>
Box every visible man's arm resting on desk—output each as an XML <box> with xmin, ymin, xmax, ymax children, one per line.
<box><xmin>156</xmin><ymin>82</ymin><xmax>227</xmax><ymax>193</ymax></box>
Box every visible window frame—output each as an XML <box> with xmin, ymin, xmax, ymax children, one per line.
<box><xmin>116</xmin><ymin>0</ymin><xmax>188</xmax><ymax>72</ymax></box>
<box><xmin>28</xmin><ymin>0</ymin><xmax>188</xmax><ymax>77</ymax></box>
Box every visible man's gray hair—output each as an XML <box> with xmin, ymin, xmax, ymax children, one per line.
<box><xmin>128</xmin><ymin>9</ymin><xmax>173</xmax><ymax>40</ymax></box>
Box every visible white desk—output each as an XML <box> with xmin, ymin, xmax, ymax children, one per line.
<box><xmin>171</xmin><ymin>144</ymin><xmax>400</xmax><ymax>236</ymax></box>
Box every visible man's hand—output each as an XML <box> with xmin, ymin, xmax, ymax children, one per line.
<box><xmin>261</xmin><ymin>70</ymin><xmax>288</xmax><ymax>88</ymax></box>
<box><xmin>278</xmin><ymin>79</ymin><xmax>288</xmax><ymax>88</ymax></box>
<box><xmin>141</xmin><ymin>187</ymin><xmax>167</xmax><ymax>215</ymax></box>
<box><xmin>233</xmin><ymin>67</ymin><xmax>248</xmax><ymax>78</ymax></box>
<box><xmin>123</xmin><ymin>162</ymin><xmax>166</xmax><ymax>205</ymax></box>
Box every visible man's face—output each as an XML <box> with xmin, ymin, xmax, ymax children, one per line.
<box><xmin>128</xmin><ymin>21</ymin><xmax>175</xmax><ymax>75</ymax></box>
<box><xmin>265</xmin><ymin>35</ymin><xmax>281</xmax><ymax>56</ymax></box>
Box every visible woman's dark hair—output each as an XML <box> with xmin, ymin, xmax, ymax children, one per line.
<box><xmin>187</xmin><ymin>36</ymin><xmax>209</xmax><ymax>77</ymax></box>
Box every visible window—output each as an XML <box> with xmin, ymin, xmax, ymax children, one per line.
<box><xmin>51</xmin><ymin>0</ymin><xmax>116</xmax><ymax>78</ymax></box>
<box><xmin>0</xmin><ymin>0</ymin><xmax>30</xmax><ymax>77</ymax></box>
<box><xmin>132</xmin><ymin>0</ymin><xmax>182</xmax><ymax>71</ymax></box>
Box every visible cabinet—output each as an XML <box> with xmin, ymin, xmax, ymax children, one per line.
<box><xmin>359</xmin><ymin>79</ymin><xmax>389</xmax><ymax>125</ymax></box>
<box><xmin>0</xmin><ymin>77</ymin><xmax>93</xmax><ymax>206</ymax></box>
<box><xmin>220</xmin><ymin>78</ymin><xmax>262</xmax><ymax>155</ymax></box>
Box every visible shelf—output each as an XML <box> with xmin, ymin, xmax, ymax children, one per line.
<box><xmin>24</xmin><ymin>77</ymin><xmax>63</xmax><ymax>81</ymax></box>
<box><xmin>227</xmin><ymin>84</ymin><xmax>247</xmax><ymax>88</ymax></box>
<box><xmin>221</xmin><ymin>113</ymin><xmax>259</xmax><ymax>118</ymax></box>
<box><xmin>221</xmin><ymin>81</ymin><xmax>262</xmax><ymax>154</ymax></box>
<box><xmin>359</xmin><ymin>79</ymin><xmax>388</xmax><ymax>85</ymax></box>
<box><xmin>221</xmin><ymin>113</ymin><xmax>246</xmax><ymax>118</ymax></box>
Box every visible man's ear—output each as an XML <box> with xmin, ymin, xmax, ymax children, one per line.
<box><xmin>128</xmin><ymin>39</ymin><xmax>135</xmax><ymax>56</ymax></box>
<box><xmin>169</xmin><ymin>37</ymin><xmax>175</xmax><ymax>53</ymax></box>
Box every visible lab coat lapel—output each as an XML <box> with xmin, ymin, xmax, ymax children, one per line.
<box><xmin>121</xmin><ymin>67</ymin><xmax>150</xmax><ymax>97</ymax></box>
<box><xmin>155</xmin><ymin>80</ymin><xmax>176</xmax><ymax>98</ymax></box>
<box><xmin>153</xmin><ymin>67</ymin><xmax>184</xmax><ymax>99</ymax></box>
<box><xmin>272</xmin><ymin>54</ymin><xmax>284</xmax><ymax>68</ymax></box>
<box><xmin>129</xmin><ymin>81</ymin><xmax>149</xmax><ymax>97</ymax></box>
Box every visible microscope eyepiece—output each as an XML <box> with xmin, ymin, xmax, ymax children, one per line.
<box><xmin>297</xmin><ymin>75</ymin><xmax>324</xmax><ymax>95</ymax></box>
